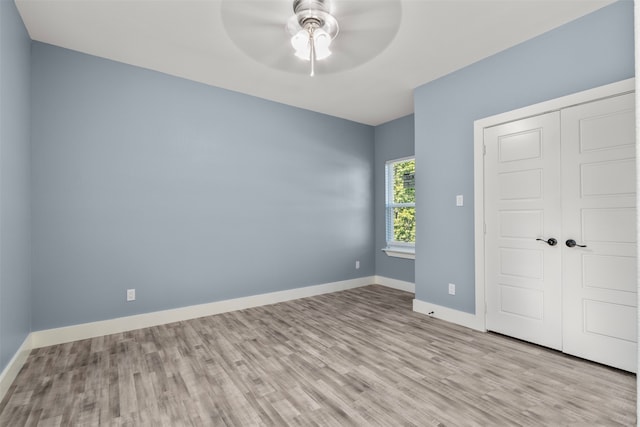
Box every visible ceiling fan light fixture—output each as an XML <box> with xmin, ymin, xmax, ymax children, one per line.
<box><xmin>221</xmin><ymin>0</ymin><xmax>401</xmax><ymax>76</ymax></box>
<box><xmin>291</xmin><ymin>27</ymin><xmax>332</xmax><ymax>61</ymax></box>
<box><xmin>286</xmin><ymin>0</ymin><xmax>339</xmax><ymax>76</ymax></box>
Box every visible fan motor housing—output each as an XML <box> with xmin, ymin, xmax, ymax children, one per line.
<box><xmin>293</xmin><ymin>0</ymin><xmax>334</xmax><ymax>30</ymax></box>
<box><xmin>293</xmin><ymin>0</ymin><xmax>330</xmax><ymax>14</ymax></box>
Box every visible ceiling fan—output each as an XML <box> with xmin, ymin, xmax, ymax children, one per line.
<box><xmin>220</xmin><ymin>0</ymin><xmax>402</xmax><ymax>76</ymax></box>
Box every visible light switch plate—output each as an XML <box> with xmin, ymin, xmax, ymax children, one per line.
<box><xmin>448</xmin><ymin>283</ymin><xmax>456</xmax><ymax>295</ymax></box>
<box><xmin>456</xmin><ymin>195</ymin><xmax>464</xmax><ymax>206</ymax></box>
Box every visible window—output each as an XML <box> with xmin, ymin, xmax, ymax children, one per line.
<box><xmin>384</xmin><ymin>157</ymin><xmax>415</xmax><ymax>259</ymax></box>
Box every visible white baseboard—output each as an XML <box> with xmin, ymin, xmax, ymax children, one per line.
<box><xmin>3</xmin><ymin>274</ymin><xmax>412</xmax><ymax>403</ymax></box>
<box><xmin>0</xmin><ymin>334</ymin><xmax>32</xmax><ymax>404</ymax></box>
<box><xmin>374</xmin><ymin>275</ymin><xmax>415</xmax><ymax>293</ymax></box>
<box><xmin>31</xmin><ymin>276</ymin><xmax>375</xmax><ymax>349</ymax></box>
<box><xmin>413</xmin><ymin>298</ymin><xmax>486</xmax><ymax>332</ymax></box>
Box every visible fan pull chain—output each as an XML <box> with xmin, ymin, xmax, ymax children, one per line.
<box><xmin>309</xmin><ymin>27</ymin><xmax>316</xmax><ymax>77</ymax></box>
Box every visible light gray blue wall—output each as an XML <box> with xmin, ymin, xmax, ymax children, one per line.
<box><xmin>0</xmin><ymin>0</ymin><xmax>32</xmax><ymax>371</ymax></box>
<box><xmin>374</xmin><ymin>114</ymin><xmax>415</xmax><ymax>283</ymax></box>
<box><xmin>31</xmin><ymin>43</ymin><xmax>374</xmax><ymax>330</ymax></box>
<box><xmin>414</xmin><ymin>0</ymin><xmax>635</xmax><ymax>313</ymax></box>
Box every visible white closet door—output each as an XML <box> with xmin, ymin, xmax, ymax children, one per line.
<box><xmin>561</xmin><ymin>93</ymin><xmax>637</xmax><ymax>372</ymax></box>
<box><xmin>484</xmin><ymin>112</ymin><xmax>563</xmax><ymax>350</ymax></box>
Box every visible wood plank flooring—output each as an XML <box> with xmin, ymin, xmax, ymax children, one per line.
<box><xmin>0</xmin><ymin>285</ymin><xmax>636</xmax><ymax>426</ymax></box>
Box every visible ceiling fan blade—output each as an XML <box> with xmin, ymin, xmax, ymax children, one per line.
<box><xmin>220</xmin><ymin>1</ymin><xmax>291</xmax><ymax>28</ymax></box>
<box><xmin>337</xmin><ymin>27</ymin><xmax>399</xmax><ymax>46</ymax></box>
<box><xmin>268</xmin><ymin>51</ymin><xmax>311</xmax><ymax>75</ymax></box>
<box><xmin>332</xmin><ymin>0</ymin><xmax>401</xmax><ymax>21</ymax></box>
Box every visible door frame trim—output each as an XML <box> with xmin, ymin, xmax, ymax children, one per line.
<box><xmin>473</xmin><ymin>78</ymin><xmax>635</xmax><ymax>332</ymax></box>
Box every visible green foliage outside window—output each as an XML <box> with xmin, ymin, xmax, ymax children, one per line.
<box><xmin>392</xmin><ymin>159</ymin><xmax>415</xmax><ymax>243</ymax></box>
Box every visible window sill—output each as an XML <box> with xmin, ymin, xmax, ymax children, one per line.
<box><xmin>382</xmin><ymin>247</ymin><xmax>415</xmax><ymax>260</ymax></box>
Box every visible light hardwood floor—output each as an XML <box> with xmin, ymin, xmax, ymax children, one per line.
<box><xmin>0</xmin><ymin>285</ymin><xmax>636</xmax><ymax>426</ymax></box>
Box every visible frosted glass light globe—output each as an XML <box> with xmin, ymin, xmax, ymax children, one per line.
<box><xmin>291</xmin><ymin>29</ymin><xmax>309</xmax><ymax>53</ymax></box>
<box><xmin>313</xmin><ymin>28</ymin><xmax>332</xmax><ymax>60</ymax></box>
<box><xmin>290</xmin><ymin>27</ymin><xmax>333</xmax><ymax>61</ymax></box>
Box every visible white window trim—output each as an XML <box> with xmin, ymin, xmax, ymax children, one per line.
<box><xmin>384</xmin><ymin>156</ymin><xmax>415</xmax><ymax>259</ymax></box>
<box><xmin>382</xmin><ymin>246</ymin><xmax>415</xmax><ymax>260</ymax></box>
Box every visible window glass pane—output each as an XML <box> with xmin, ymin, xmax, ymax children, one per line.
<box><xmin>393</xmin><ymin>159</ymin><xmax>415</xmax><ymax>204</ymax></box>
<box><xmin>385</xmin><ymin>157</ymin><xmax>415</xmax><ymax>247</ymax></box>
<box><xmin>392</xmin><ymin>206</ymin><xmax>415</xmax><ymax>243</ymax></box>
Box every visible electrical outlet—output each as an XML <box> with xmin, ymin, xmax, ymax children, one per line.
<box><xmin>126</xmin><ymin>288</ymin><xmax>136</xmax><ymax>301</ymax></box>
<box><xmin>355</xmin><ymin>260</ymin><xmax>360</xmax><ymax>270</ymax></box>
<box><xmin>456</xmin><ymin>195</ymin><xmax>464</xmax><ymax>206</ymax></box>
<box><xmin>448</xmin><ymin>283</ymin><xmax>456</xmax><ymax>295</ymax></box>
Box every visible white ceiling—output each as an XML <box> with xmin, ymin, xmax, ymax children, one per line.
<box><xmin>15</xmin><ymin>0</ymin><xmax>614</xmax><ymax>126</ymax></box>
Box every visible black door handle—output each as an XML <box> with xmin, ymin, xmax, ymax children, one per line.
<box><xmin>536</xmin><ymin>238</ymin><xmax>557</xmax><ymax>246</ymax></box>
<box><xmin>566</xmin><ymin>239</ymin><xmax>587</xmax><ymax>248</ymax></box>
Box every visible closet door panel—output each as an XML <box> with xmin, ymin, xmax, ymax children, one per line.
<box><xmin>484</xmin><ymin>112</ymin><xmax>563</xmax><ymax>350</ymax></box>
<box><xmin>561</xmin><ymin>92</ymin><xmax>637</xmax><ymax>372</ymax></box>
